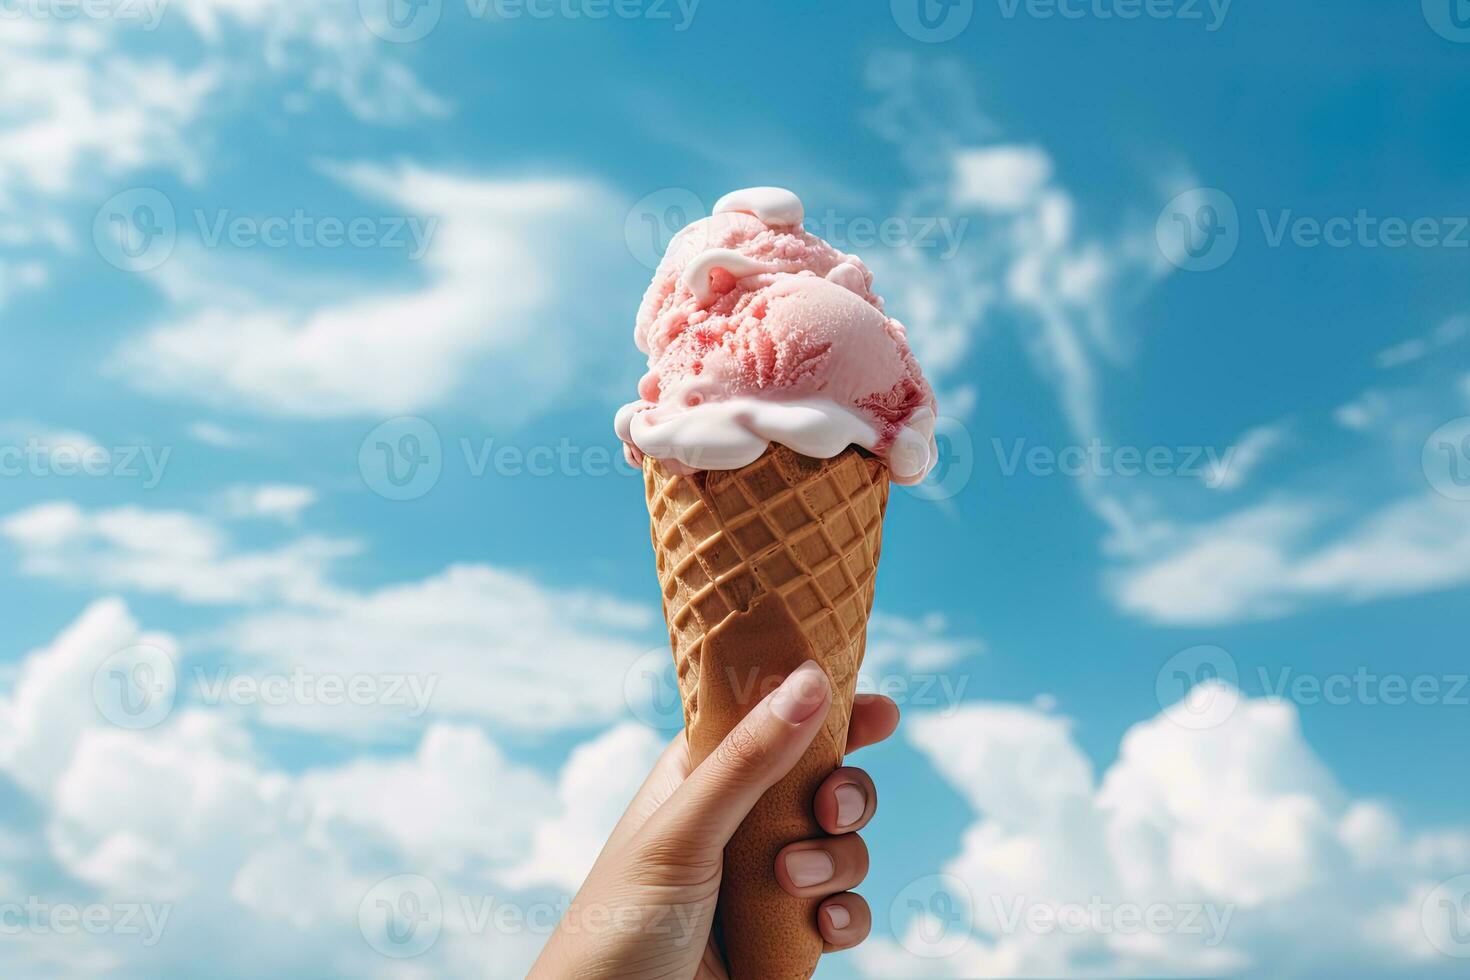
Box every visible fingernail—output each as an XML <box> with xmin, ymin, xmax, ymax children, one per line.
<box><xmin>770</xmin><ymin>661</ymin><xmax>829</xmax><ymax>725</ymax></box>
<box><xmin>784</xmin><ymin>849</ymin><xmax>834</xmax><ymax>888</ymax></box>
<box><xmin>835</xmin><ymin>783</ymin><xmax>866</xmax><ymax>828</ymax></box>
<box><xmin>824</xmin><ymin>904</ymin><xmax>851</xmax><ymax>931</ymax></box>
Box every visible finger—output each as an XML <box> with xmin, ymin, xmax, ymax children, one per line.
<box><xmin>819</xmin><ymin>893</ymin><xmax>872</xmax><ymax>952</ymax></box>
<box><xmin>774</xmin><ymin>834</ymin><xmax>869</xmax><ymax>898</ymax></box>
<box><xmin>813</xmin><ymin>767</ymin><xmax>876</xmax><ymax>835</ymax></box>
<box><xmin>846</xmin><ymin>694</ymin><xmax>900</xmax><ymax>754</ymax></box>
<box><xmin>653</xmin><ymin>660</ymin><xmax>832</xmax><ymax>850</ymax></box>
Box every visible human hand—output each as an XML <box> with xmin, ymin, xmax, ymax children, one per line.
<box><xmin>529</xmin><ymin>660</ymin><xmax>900</xmax><ymax>979</ymax></box>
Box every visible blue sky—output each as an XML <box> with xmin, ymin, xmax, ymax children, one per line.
<box><xmin>2</xmin><ymin>1</ymin><xmax>1470</xmax><ymax>977</ymax></box>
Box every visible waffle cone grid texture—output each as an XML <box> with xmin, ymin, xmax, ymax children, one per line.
<box><xmin>643</xmin><ymin>446</ymin><xmax>890</xmax><ymax>750</ymax></box>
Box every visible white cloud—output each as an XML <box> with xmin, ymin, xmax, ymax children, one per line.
<box><xmin>1</xmin><ymin>501</ymin><xmax>356</xmax><ymax>606</ymax></box>
<box><xmin>0</xmin><ymin>600</ymin><xmax>656</xmax><ymax>978</ymax></box>
<box><xmin>861</xmin><ymin>56</ymin><xmax>1178</xmax><ymax>593</ymax></box>
<box><xmin>1096</xmin><ymin>688</ymin><xmax>1343</xmax><ymax>908</ymax></box>
<box><xmin>859</xmin><ymin>686</ymin><xmax>1470</xmax><ymax>978</ymax></box>
<box><xmin>50</xmin><ymin>705</ymin><xmax>563</xmax><ymax>973</ymax></box>
<box><xmin>0</xmin><ymin>2</ymin><xmax>440</xmax><ymax>203</ymax></box>
<box><xmin>296</xmin><ymin>724</ymin><xmax>558</xmax><ymax>878</ymax></box>
<box><xmin>0</xmin><ymin>1</ymin><xmax>445</xmax><ymax>315</ymax></box>
<box><xmin>227</xmin><ymin>837</ymin><xmax>364</xmax><ymax>933</ymax></box>
<box><xmin>1333</xmin><ymin>371</ymin><xmax>1468</xmax><ymax>447</ymax></box>
<box><xmin>115</xmin><ymin>164</ymin><xmax>628</xmax><ymax>421</ymax></box>
<box><xmin>0</xmin><ymin>420</ymin><xmax>103</xmax><ymax>460</ymax></box>
<box><xmin>1107</xmin><ymin>362</ymin><xmax>1470</xmax><ymax>625</ymax></box>
<box><xmin>503</xmin><ymin>722</ymin><xmax>665</xmax><ymax>891</ymax></box>
<box><xmin>168</xmin><ymin>0</ymin><xmax>448</xmax><ymax>124</ymax></box>
<box><xmin>864</xmin><ymin>611</ymin><xmax>984</xmax><ymax>673</ymax></box>
<box><xmin>865</xmin><ymin>57</ymin><xmax>1470</xmax><ymax>637</ymax></box>
<box><xmin>187</xmin><ymin>421</ymin><xmax>257</xmax><ymax>449</ymax></box>
<box><xmin>863</xmin><ymin>52</ymin><xmax>1168</xmax><ymax>429</ymax></box>
<box><xmin>0</xmin><ymin>25</ymin><xmax>216</xmax><ymax>208</ymax></box>
<box><xmin>52</xmin><ymin>709</ymin><xmax>288</xmax><ymax>900</ymax></box>
<box><xmin>0</xmin><ymin>598</ymin><xmax>173</xmax><ymax>800</ymax></box>
<box><xmin>1375</xmin><ymin>316</ymin><xmax>1467</xmax><ymax>370</ymax></box>
<box><xmin>217</xmin><ymin>484</ymin><xmax>318</xmax><ymax>524</ymax></box>
<box><xmin>997</xmin><ymin>180</ymin><xmax>1167</xmax><ymax>447</ymax></box>
<box><xmin>220</xmin><ymin>562</ymin><xmax>657</xmax><ymax>735</ymax></box>
<box><xmin>1291</xmin><ymin>494</ymin><xmax>1470</xmax><ymax>599</ymax></box>
<box><xmin>1111</xmin><ymin>493</ymin><xmax>1470</xmax><ymax>626</ymax></box>
<box><xmin>0</xmin><ymin>258</ymin><xmax>48</xmax><ymax>307</ymax></box>
<box><xmin>1203</xmin><ymin>423</ymin><xmax>1290</xmax><ymax>491</ymax></box>
<box><xmin>3</xmin><ymin>499</ymin><xmax>660</xmax><ymax>737</ymax></box>
<box><xmin>951</xmin><ymin>145</ymin><xmax>1054</xmax><ymax>213</ymax></box>
<box><xmin>1335</xmin><ymin>390</ymin><xmax>1390</xmax><ymax>431</ymax></box>
<box><xmin>914</xmin><ymin>702</ymin><xmax>1094</xmax><ymax>825</ymax></box>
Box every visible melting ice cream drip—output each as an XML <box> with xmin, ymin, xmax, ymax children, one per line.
<box><xmin>713</xmin><ymin>187</ymin><xmax>805</xmax><ymax>227</ymax></box>
<box><xmin>681</xmin><ymin>189</ymin><xmax>810</xmax><ymax>305</ymax></box>
<box><xmin>680</xmin><ymin>248</ymin><xmax>776</xmax><ymax>305</ymax></box>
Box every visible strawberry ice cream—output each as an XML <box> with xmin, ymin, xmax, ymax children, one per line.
<box><xmin>615</xmin><ymin>187</ymin><xmax>938</xmax><ymax>484</ymax></box>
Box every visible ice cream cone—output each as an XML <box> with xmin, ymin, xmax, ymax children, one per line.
<box><xmin>642</xmin><ymin>444</ymin><xmax>890</xmax><ymax>980</ymax></box>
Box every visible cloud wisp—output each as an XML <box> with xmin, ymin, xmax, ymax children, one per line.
<box><xmin>860</xmin><ymin>685</ymin><xmax>1470</xmax><ymax>977</ymax></box>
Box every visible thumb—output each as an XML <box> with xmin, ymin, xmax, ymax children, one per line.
<box><xmin>653</xmin><ymin>660</ymin><xmax>832</xmax><ymax>852</ymax></box>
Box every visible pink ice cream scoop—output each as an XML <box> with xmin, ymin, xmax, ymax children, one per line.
<box><xmin>615</xmin><ymin>187</ymin><xmax>938</xmax><ymax>484</ymax></box>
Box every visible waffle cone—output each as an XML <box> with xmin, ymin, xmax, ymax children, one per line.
<box><xmin>641</xmin><ymin>445</ymin><xmax>890</xmax><ymax>980</ymax></box>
